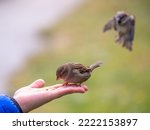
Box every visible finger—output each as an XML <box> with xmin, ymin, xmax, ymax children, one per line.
<box><xmin>48</xmin><ymin>84</ymin><xmax>63</xmax><ymax>89</ymax></box>
<box><xmin>48</xmin><ymin>85</ymin><xmax>88</xmax><ymax>100</ymax></box>
<box><xmin>62</xmin><ymin>84</ymin><xmax>88</xmax><ymax>92</ymax></box>
<box><xmin>30</xmin><ymin>79</ymin><xmax>45</xmax><ymax>88</ymax></box>
<box><xmin>61</xmin><ymin>86</ymin><xmax>87</xmax><ymax>93</ymax></box>
<box><xmin>46</xmin><ymin>84</ymin><xmax>88</xmax><ymax>91</ymax></box>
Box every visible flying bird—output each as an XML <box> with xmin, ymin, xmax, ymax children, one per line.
<box><xmin>56</xmin><ymin>61</ymin><xmax>102</xmax><ymax>86</ymax></box>
<box><xmin>103</xmin><ymin>11</ymin><xmax>135</xmax><ymax>51</ymax></box>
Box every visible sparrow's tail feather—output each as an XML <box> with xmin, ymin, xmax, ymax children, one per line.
<box><xmin>89</xmin><ymin>61</ymin><xmax>103</xmax><ymax>71</ymax></box>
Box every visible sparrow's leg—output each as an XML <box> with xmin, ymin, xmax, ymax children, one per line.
<box><xmin>63</xmin><ymin>82</ymin><xmax>69</xmax><ymax>86</ymax></box>
<box><xmin>115</xmin><ymin>35</ymin><xmax>122</xmax><ymax>44</ymax></box>
<box><xmin>70</xmin><ymin>83</ymin><xmax>82</xmax><ymax>87</ymax></box>
<box><xmin>63</xmin><ymin>82</ymin><xmax>81</xmax><ymax>87</ymax></box>
<box><xmin>115</xmin><ymin>32</ymin><xmax>123</xmax><ymax>44</ymax></box>
<box><xmin>76</xmin><ymin>83</ymin><xmax>82</xmax><ymax>87</ymax></box>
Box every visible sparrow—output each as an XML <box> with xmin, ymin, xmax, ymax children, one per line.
<box><xmin>103</xmin><ymin>11</ymin><xmax>135</xmax><ymax>51</ymax></box>
<box><xmin>56</xmin><ymin>61</ymin><xmax>102</xmax><ymax>85</ymax></box>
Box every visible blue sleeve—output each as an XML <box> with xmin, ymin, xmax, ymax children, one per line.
<box><xmin>0</xmin><ymin>94</ymin><xmax>23</xmax><ymax>113</ymax></box>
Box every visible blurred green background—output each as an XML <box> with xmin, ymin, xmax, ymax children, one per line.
<box><xmin>10</xmin><ymin>0</ymin><xmax>150</xmax><ymax>112</ymax></box>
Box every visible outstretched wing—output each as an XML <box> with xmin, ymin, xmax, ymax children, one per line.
<box><xmin>103</xmin><ymin>17</ymin><xmax>115</xmax><ymax>32</ymax></box>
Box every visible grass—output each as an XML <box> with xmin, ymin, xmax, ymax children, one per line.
<box><xmin>11</xmin><ymin>0</ymin><xmax>150</xmax><ymax>112</ymax></box>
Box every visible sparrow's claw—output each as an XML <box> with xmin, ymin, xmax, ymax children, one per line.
<box><xmin>63</xmin><ymin>82</ymin><xmax>82</xmax><ymax>87</ymax></box>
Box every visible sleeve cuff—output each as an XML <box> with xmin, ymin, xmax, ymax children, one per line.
<box><xmin>0</xmin><ymin>94</ymin><xmax>23</xmax><ymax>113</ymax></box>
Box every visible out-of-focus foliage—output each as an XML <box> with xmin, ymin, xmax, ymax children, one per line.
<box><xmin>11</xmin><ymin>0</ymin><xmax>150</xmax><ymax>112</ymax></box>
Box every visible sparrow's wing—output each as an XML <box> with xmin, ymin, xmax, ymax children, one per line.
<box><xmin>103</xmin><ymin>17</ymin><xmax>115</xmax><ymax>32</ymax></box>
<box><xmin>73</xmin><ymin>64</ymin><xmax>89</xmax><ymax>74</ymax></box>
<box><xmin>128</xmin><ymin>15</ymin><xmax>135</xmax><ymax>41</ymax></box>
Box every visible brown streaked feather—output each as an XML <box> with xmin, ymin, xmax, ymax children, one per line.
<box><xmin>72</xmin><ymin>63</ymin><xmax>90</xmax><ymax>73</ymax></box>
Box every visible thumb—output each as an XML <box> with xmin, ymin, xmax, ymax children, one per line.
<box><xmin>30</xmin><ymin>79</ymin><xmax>45</xmax><ymax>88</ymax></box>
